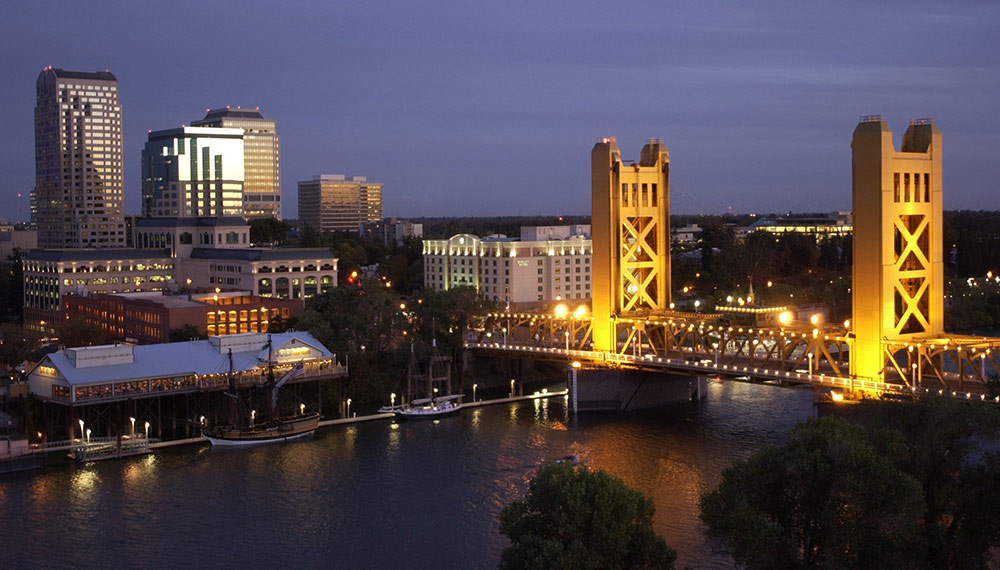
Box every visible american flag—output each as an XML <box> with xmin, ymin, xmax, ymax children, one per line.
<box><xmin>272</xmin><ymin>361</ymin><xmax>306</xmax><ymax>410</ymax></box>
<box><xmin>276</xmin><ymin>361</ymin><xmax>305</xmax><ymax>389</ymax></box>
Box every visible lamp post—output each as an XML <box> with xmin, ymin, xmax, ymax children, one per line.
<box><xmin>510</xmin><ymin>379</ymin><xmax>515</xmax><ymax>398</ymax></box>
<box><xmin>346</xmin><ymin>398</ymin><xmax>352</xmax><ymax>417</ymax></box>
<box><xmin>807</xmin><ymin>352</ymin><xmax>814</xmax><ymax>376</ymax></box>
<box><xmin>86</xmin><ymin>428</ymin><xmax>91</xmax><ymax>443</ymax></box>
<box><xmin>299</xmin><ymin>403</ymin><xmax>306</xmax><ymax>416</ymax></box>
<box><xmin>78</xmin><ymin>419</ymin><xmax>85</xmax><ymax>441</ymax></box>
<box><xmin>250</xmin><ymin>410</ymin><xmax>256</xmax><ymax>427</ymax></box>
<box><xmin>712</xmin><ymin>343</ymin><xmax>719</xmax><ymax>366</ymax></box>
<box><xmin>565</xmin><ymin>331</ymin><xmax>570</xmax><ymax>351</ymax></box>
<box><xmin>472</xmin><ymin>384</ymin><xmax>477</xmax><ymax>403</ymax></box>
<box><xmin>129</xmin><ymin>416</ymin><xmax>136</xmax><ymax>437</ymax></box>
<box><xmin>144</xmin><ymin>421</ymin><xmax>150</xmax><ymax>439</ymax></box>
<box><xmin>390</xmin><ymin>393</ymin><xmax>396</xmax><ymax>409</ymax></box>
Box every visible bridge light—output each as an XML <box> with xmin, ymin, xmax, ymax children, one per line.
<box><xmin>844</xmin><ymin>319</ymin><xmax>851</xmax><ymax>329</ymax></box>
<box><xmin>778</xmin><ymin>311</ymin><xmax>793</xmax><ymax>326</ymax></box>
<box><xmin>554</xmin><ymin>304</ymin><xmax>568</xmax><ymax>317</ymax></box>
<box><xmin>573</xmin><ymin>305</ymin><xmax>587</xmax><ymax>318</ymax></box>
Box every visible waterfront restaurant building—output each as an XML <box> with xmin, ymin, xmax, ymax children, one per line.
<box><xmin>423</xmin><ymin>225</ymin><xmax>592</xmax><ymax>307</ymax></box>
<box><xmin>27</xmin><ymin>332</ymin><xmax>347</xmax><ymax>439</ymax></box>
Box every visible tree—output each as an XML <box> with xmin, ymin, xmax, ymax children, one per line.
<box><xmin>248</xmin><ymin>218</ymin><xmax>289</xmax><ymax>246</ymax></box>
<box><xmin>167</xmin><ymin>324</ymin><xmax>205</xmax><ymax>343</ymax></box>
<box><xmin>855</xmin><ymin>398</ymin><xmax>1000</xmax><ymax>569</ymax></box>
<box><xmin>700</xmin><ymin>417</ymin><xmax>926</xmax><ymax>570</ymax></box>
<box><xmin>499</xmin><ymin>462</ymin><xmax>676</xmax><ymax>570</ymax></box>
<box><xmin>0</xmin><ymin>323</ymin><xmax>39</xmax><ymax>369</ymax></box>
<box><xmin>56</xmin><ymin>317</ymin><xmax>110</xmax><ymax>349</ymax></box>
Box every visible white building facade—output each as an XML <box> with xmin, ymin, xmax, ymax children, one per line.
<box><xmin>423</xmin><ymin>226</ymin><xmax>592</xmax><ymax>305</ymax></box>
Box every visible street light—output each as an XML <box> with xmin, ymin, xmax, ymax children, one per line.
<box><xmin>144</xmin><ymin>421</ymin><xmax>151</xmax><ymax>439</ymax></box>
<box><xmin>250</xmin><ymin>410</ymin><xmax>256</xmax><ymax>427</ymax></box>
<box><xmin>390</xmin><ymin>393</ymin><xmax>396</xmax><ymax>408</ymax></box>
<box><xmin>565</xmin><ymin>331</ymin><xmax>570</xmax><ymax>351</ymax></box>
<box><xmin>712</xmin><ymin>342</ymin><xmax>719</xmax><ymax>366</ymax></box>
<box><xmin>299</xmin><ymin>403</ymin><xmax>306</xmax><ymax>415</ymax></box>
<box><xmin>129</xmin><ymin>416</ymin><xmax>135</xmax><ymax>436</ymax></box>
<box><xmin>510</xmin><ymin>379</ymin><xmax>515</xmax><ymax>398</ymax></box>
<box><xmin>472</xmin><ymin>383</ymin><xmax>477</xmax><ymax>402</ymax></box>
<box><xmin>346</xmin><ymin>398</ymin><xmax>352</xmax><ymax>417</ymax></box>
<box><xmin>807</xmin><ymin>352</ymin><xmax>814</xmax><ymax>376</ymax></box>
<box><xmin>78</xmin><ymin>419</ymin><xmax>85</xmax><ymax>441</ymax></box>
<box><xmin>86</xmin><ymin>428</ymin><xmax>91</xmax><ymax>443</ymax></box>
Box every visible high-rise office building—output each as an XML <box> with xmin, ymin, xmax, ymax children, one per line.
<box><xmin>34</xmin><ymin>67</ymin><xmax>126</xmax><ymax>248</ymax></box>
<box><xmin>141</xmin><ymin>126</ymin><xmax>244</xmax><ymax>218</ymax></box>
<box><xmin>192</xmin><ymin>107</ymin><xmax>281</xmax><ymax>220</ymax></box>
<box><xmin>298</xmin><ymin>175</ymin><xmax>383</xmax><ymax>233</ymax></box>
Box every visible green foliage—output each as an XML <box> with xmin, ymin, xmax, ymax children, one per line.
<box><xmin>298</xmin><ymin>277</ymin><xmax>407</xmax><ymax>358</ymax></box>
<box><xmin>0</xmin><ymin>252</ymin><xmax>25</xmax><ymax>321</ymax></box>
<box><xmin>499</xmin><ymin>462</ymin><xmax>677</xmax><ymax>570</ymax></box>
<box><xmin>298</xmin><ymin>224</ymin><xmax>325</xmax><ymax>248</ymax></box>
<box><xmin>56</xmin><ymin>317</ymin><xmax>110</xmax><ymax>349</ymax></box>
<box><xmin>249</xmin><ymin>218</ymin><xmax>290</xmax><ymax>246</ymax></box>
<box><xmin>410</xmin><ymin>286</ymin><xmax>493</xmax><ymax>357</ymax></box>
<box><xmin>855</xmin><ymin>398</ymin><xmax>1000</xmax><ymax>570</ymax></box>
<box><xmin>700</xmin><ymin>417</ymin><xmax>926</xmax><ymax>570</ymax></box>
<box><xmin>167</xmin><ymin>324</ymin><xmax>205</xmax><ymax>343</ymax></box>
<box><xmin>0</xmin><ymin>322</ymin><xmax>39</xmax><ymax>368</ymax></box>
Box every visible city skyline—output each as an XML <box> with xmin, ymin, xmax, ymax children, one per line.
<box><xmin>3</xmin><ymin>1</ymin><xmax>999</xmax><ymax>221</ymax></box>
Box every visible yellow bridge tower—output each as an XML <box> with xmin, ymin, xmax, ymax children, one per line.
<box><xmin>850</xmin><ymin>116</ymin><xmax>943</xmax><ymax>380</ymax></box>
<box><xmin>590</xmin><ymin>138</ymin><xmax>671</xmax><ymax>352</ymax></box>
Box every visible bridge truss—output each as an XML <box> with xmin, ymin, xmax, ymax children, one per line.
<box><xmin>474</xmin><ymin>311</ymin><xmax>1000</xmax><ymax>399</ymax></box>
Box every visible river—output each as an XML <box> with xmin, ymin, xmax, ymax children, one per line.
<box><xmin>0</xmin><ymin>380</ymin><xmax>816</xmax><ymax>569</ymax></box>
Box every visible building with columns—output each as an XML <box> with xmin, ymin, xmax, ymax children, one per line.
<box><xmin>24</xmin><ymin>217</ymin><xmax>337</xmax><ymax>334</ymax></box>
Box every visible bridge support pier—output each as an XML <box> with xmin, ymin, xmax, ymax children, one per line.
<box><xmin>570</xmin><ymin>368</ymin><xmax>705</xmax><ymax>413</ymax></box>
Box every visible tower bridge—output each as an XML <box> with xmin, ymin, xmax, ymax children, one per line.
<box><xmin>466</xmin><ymin>119</ymin><xmax>1000</xmax><ymax>404</ymax></box>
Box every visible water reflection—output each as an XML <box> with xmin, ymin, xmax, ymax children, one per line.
<box><xmin>0</xmin><ymin>385</ymin><xmax>814</xmax><ymax>570</ymax></box>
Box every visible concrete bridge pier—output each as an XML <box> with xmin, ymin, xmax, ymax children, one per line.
<box><xmin>569</xmin><ymin>368</ymin><xmax>706</xmax><ymax>413</ymax></box>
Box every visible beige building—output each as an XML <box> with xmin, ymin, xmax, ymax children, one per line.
<box><xmin>298</xmin><ymin>175</ymin><xmax>383</xmax><ymax>233</ymax></box>
<box><xmin>33</xmin><ymin>68</ymin><xmax>126</xmax><ymax>248</ymax></box>
<box><xmin>192</xmin><ymin>107</ymin><xmax>282</xmax><ymax>220</ymax></box>
<box><xmin>423</xmin><ymin>226</ymin><xmax>592</xmax><ymax>306</ymax></box>
<box><xmin>850</xmin><ymin>116</ymin><xmax>943</xmax><ymax>380</ymax></box>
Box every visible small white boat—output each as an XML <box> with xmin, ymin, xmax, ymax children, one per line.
<box><xmin>394</xmin><ymin>395</ymin><xmax>463</xmax><ymax>420</ymax></box>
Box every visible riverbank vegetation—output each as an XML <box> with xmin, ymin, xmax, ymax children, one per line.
<box><xmin>700</xmin><ymin>397</ymin><xmax>1000</xmax><ymax>569</ymax></box>
<box><xmin>499</xmin><ymin>461</ymin><xmax>677</xmax><ymax>570</ymax></box>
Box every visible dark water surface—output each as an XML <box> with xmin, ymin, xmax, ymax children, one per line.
<box><xmin>0</xmin><ymin>381</ymin><xmax>815</xmax><ymax>569</ymax></box>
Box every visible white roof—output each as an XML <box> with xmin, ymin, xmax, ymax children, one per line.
<box><xmin>40</xmin><ymin>332</ymin><xmax>332</xmax><ymax>386</ymax></box>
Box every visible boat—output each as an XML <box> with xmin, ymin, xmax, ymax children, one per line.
<box><xmin>204</xmin><ymin>411</ymin><xmax>320</xmax><ymax>446</ymax></box>
<box><xmin>394</xmin><ymin>394</ymin><xmax>462</xmax><ymax>420</ymax></box>
<box><xmin>393</xmin><ymin>336</ymin><xmax>463</xmax><ymax>421</ymax></box>
<box><xmin>205</xmin><ymin>340</ymin><xmax>319</xmax><ymax>446</ymax></box>
<box><xmin>0</xmin><ymin>435</ymin><xmax>47</xmax><ymax>474</ymax></box>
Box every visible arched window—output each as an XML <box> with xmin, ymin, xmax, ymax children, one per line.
<box><xmin>275</xmin><ymin>277</ymin><xmax>289</xmax><ymax>299</ymax></box>
<box><xmin>258</xmin><ymin>278</ymin><xmax>272</xmax><ymax>296</ymax></box>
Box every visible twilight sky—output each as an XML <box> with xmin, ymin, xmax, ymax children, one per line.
<box><xmin>2</xmin><ymin>0</ymin><xmax>998</xmax><ymax>221</ymax></box>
